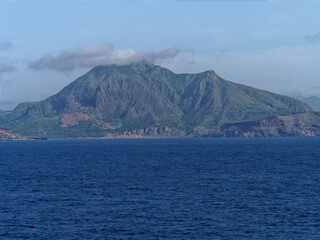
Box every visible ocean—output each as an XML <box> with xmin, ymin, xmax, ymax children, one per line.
<box><xmin>1</xmin><ymin>138</ymin><xmax>320</xmax><ymax>239</ymax></box>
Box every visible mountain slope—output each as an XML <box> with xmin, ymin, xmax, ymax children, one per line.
<box><xmin>300</xmin><ymin>96</ymin><xmax>320</xmax><ymax>111</ymax></box>
<box><xmin>0</xmin><ymin>63</ymin><xmax>313</xmax><ymax>138</ymax></box>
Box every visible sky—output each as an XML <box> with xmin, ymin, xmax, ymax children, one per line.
<box><xmin>1</xmin><ymin>0</ymin><xmax>320</xmax><ymax>110</ymax></box>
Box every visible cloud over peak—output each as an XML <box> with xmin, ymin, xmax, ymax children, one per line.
<box><xmin>29</xmin><ymin>44</ymin><xmax>180</xmax><ymax>72</ymax></box>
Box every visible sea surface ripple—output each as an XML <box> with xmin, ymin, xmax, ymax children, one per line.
<box><xmin>1</xmin><ymin>138</ymin><xmax>320</xmax><ymax>239</ymax></box>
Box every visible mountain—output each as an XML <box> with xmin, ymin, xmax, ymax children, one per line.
<box><xmin>300</xmin><ymin>96</ymin><xmax>320</xmax><ymax>111</ymax></box>
<box><xmin>0</xmin><ymin>63</ymin><xmax>316</xmax><ymax>138</ymax></box>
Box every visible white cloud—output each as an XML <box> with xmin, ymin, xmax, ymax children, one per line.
<box><xmin>30</xmin><ymin>43</ymin><xmax>180</xmax><ymax>72</ymax></box>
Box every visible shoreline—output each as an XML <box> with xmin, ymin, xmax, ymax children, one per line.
<box><xmin>3</xmin><ymin>135</ymin><xmax>320</xmax><ymax>142</ymax></box>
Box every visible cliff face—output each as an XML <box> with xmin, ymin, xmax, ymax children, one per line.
<box><xmin>0</xmin><ymin>128</ymin><xmax>29</xmax><ymax>141</ymax></box>
<box><xmin>122</xmin><ymin>126</ymin><xmax>184</xmax><ymax>138</ymax></box>
<box><xmin>207</xmin><ymin>113</ymin><xmax>320</xmax><ymax>137</ymax></box>
<box><xmin>0</xmin><ymin>63</ymin><xmax>316</xmax><ymax>139</ymax></box>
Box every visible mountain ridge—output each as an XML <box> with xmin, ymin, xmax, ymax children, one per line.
<box><xmin>0</xmin><ymin>63</ymin><xmax>317</xmax><ymax>138</ymax></box>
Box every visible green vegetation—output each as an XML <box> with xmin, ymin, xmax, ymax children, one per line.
<box><xmin>0</xmin><ymin>63</ymin><xmax>313</xmax><ymax>138</ymax></box>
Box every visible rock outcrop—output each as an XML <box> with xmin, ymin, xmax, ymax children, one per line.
<box><xmin>207</xmin><ymin>113</ymin><xmax>320</xmax><ymax>137</ymax></box>
<box><xmin>122</xmin><ymin>126</ymin><xmax>184</xmax><ymax>137</ymax></box>
<box><xmin>0</xmin><ymin>128</ymin><xmax>29</xmax><ymax>141</ymax></box>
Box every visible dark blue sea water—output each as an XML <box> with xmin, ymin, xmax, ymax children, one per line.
<box><xmin>1</xmin><ymin>138</ymin><xmax>320</xmax><ymax>239</ymax></box>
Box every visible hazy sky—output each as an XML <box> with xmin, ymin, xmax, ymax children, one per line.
<box><xmin>1</xmin><ymin>0</ymin><xmax>320</xmax><ymax>109</ymax></box>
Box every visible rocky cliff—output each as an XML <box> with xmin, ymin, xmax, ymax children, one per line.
<box><xmin>0</xmin><ymin>128</ymin><xmax>30</xmax><ymax>141</ymax></box>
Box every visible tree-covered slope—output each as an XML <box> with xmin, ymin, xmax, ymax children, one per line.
<box><xmin>0</xmin><ymin>63</ymin><xmax>313</xmax><ymax>138</ymax></box>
